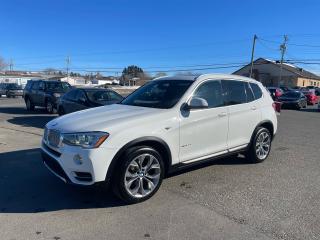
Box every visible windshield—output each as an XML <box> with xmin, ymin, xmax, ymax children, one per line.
<box><xmin>120</xmin><ymin>80</ymin><xmax>193</xmax><ymax>109</ymax></box>
<box><xmin>282</xmin><ymin>92</ymin><xmax>300</xmax><ymax>98</ymax></box>
<box><xmin>46</xmin><ymin>82</ymin><xmax>71</xmax><ymax>92</ymax></box>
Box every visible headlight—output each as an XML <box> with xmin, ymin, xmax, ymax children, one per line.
<box><xmin>62</xmin><ymin>132</ymin><xmax>109</xmax><ymax>148</ymax></box>
<box><xmin>53</xmin><ymin>93</ymin><xmax>61</xmax><ymax>98</ymax></box>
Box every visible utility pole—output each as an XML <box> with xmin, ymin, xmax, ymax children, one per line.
<box><xmin>66</xmin><ymin>56</ymin><xmax>70</xmax><ymax>79</ymax></box>
<box><xmin>279</xmin><ymin>35</ymin><xmax>288</xmax><ymax>86</ymax></box>
<box><xmin>249</xmin><ymin>34</ymin><xmax>258</xmax><ymax>78</ymax></box>
<box><xmin>9</xmin><ymin>59</ymin><xmax>13</xmax><ymax>72</ymax></box>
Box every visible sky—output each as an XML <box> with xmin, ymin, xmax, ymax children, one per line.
<box><xmin>1</xmin><ymin>0</ymin><xmax>320</xmax><ymax>75</ymax></box>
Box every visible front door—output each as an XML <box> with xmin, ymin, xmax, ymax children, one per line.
<box><xmin>179</xmin><ymin>80</ymin><xmax>229</xmax><ymax>162</ymax></box>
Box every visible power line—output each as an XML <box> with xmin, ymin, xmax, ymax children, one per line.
<box><xmin>11</xmin><ymin>38</ymin><xmax>252</xmax><ymax>61</ymax></box>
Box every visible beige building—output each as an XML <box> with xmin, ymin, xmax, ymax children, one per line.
<box><xmin>233</xmin><ymin>58</ymin><xmax>320</xmax><ymax>87</ymax></box>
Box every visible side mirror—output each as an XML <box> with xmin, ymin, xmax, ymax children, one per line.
<box><xmin>186</xmin><ymin>97</ymin><xmax>209</xmax><ymax>110</ymax></box>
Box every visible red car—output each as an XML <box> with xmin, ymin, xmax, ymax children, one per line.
<box><xmin>302</xmin><ymin>90</ymin><xmax>318</xmax><ymax>105</ymax></box>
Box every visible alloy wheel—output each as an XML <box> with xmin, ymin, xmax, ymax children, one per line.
<box><xmin>124</xmin><ymin>153</ymin><xmax>161</xmax><ymax>198</ymax></box>
<box><xmin>255</xmin><ymin>131</ymin><xmax>271</xmax><ymax>160</ymax></box>
<box><xmin>46</xmin><ymin>102</ymin><xmax>53</xmax><ymax>113</ymax></box>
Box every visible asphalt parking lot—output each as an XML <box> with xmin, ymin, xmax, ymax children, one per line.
<box><xmin>0</xmin><ymin>97</ymin><xmax>320</xmax><ymax>240</ymax></box>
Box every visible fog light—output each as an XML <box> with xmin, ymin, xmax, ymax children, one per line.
<box><xmin>73</xmin><ymin>154</ymin><xmax>83</xmax><ymax>165</ymax></box>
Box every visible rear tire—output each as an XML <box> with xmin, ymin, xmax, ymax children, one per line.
<box><xmin>246</xmin><ymin>127</ymin><xmax>272</xmax><ymax>163</ymax></box>
<box><xmin>25</xmin><ymin>98</ymin><xmax>35</xmax><ymax>111</ymax></box>
<box><xmin>112</xmin><ymin>146</ymin><xmax>164</xmax><ymax>204</ymax></box>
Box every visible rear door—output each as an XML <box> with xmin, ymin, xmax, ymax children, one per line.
<box><xmin>37</xmin><ymin>81</ymin><xmax>46</xmax><ymax>106</ymax></box>
<box><xmin>221</xmin><ymin>80</ymin><xmax>261</xmax><ymax>151</ymax></box>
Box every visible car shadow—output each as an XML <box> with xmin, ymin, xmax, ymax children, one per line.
<box><xmin>300</xmin><ymin>108</ymin><xmax>319</xmax><ymax>113</ymax></box>
<box><xmin>0</xmin><ymin>106</ymin><xmax>49</xmax><ymax>115</ymax></box>
<box><xmin>0</xmin><ymin>149</ymin><xmax>124</xmax><ymax>213</ymax></box>
<box><xmin>7</xmin><ymin>116</ymin><xmax>56</xmax><ymax>129</ymax></box>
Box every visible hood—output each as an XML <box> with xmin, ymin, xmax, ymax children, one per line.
<box><xmin>46</xmin><ymin>104</ymin><xmax>162</xmax><ymax>133</ymax></box>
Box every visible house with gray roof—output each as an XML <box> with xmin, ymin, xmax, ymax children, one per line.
<box><xmin>233</xmin><ymin>58</ymin><xmax>320</xmax><ymax>87</ymax></box>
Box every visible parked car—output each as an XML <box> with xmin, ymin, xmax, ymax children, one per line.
<box><xmin>267</xmin><ymin>87</ymin><xmax>283</xmax><ymax>100</ymax></box>
<box><xmin>278</xmin><ymin>91</ymin><xmax>307</xmax><ymax>110</ymax></box>
<box><xmin>23</xmin><ymin>80</ymin><xmax>72</xmax><ymax>113</ymax></box>
<box><xmin>306</xmin><ymin>86</ymin><xmax>316</xmax><ymax>90</ymax></box>
<box><xmin>279</xmin><ymin>85</ymin><xmax>293</xmax><ymax>92</ymax></box>
<box><xmin>57</xmin><ymin>88</ymin><xmax>123</xmax><ymax>115</ymax></box>
<box><xmin>41</xmin><ymin>74</ymin><xmax>278</xmax><ymax>203</ymax></box>
<box><xmin>301</xmin><ymin>90</ymin><xmax>318</xmax><ymax>105</ymax></box>
<box><xmin>0</xmin><ymin>83</ymin><xmax>23</xmax><ymax>98</ymax></box>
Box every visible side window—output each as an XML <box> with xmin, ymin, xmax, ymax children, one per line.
<box><xmin>31</xmin><ymin>81</ymin><xmax>39</xmax><ymax>90</ymax></box>
<box><xmin>64</xmin><ymin>89</ymin><xmax>78</xmax><ymax>101</ymax></box>
<box><xmin>25</xmin><ymin>81</ymin><xmax>32</xmax><ymax>90</ymax></box>
<box><xmin>250</xmin><ymin>83</ymin><xmax>263</xmax><ymax>99</ymax></box>
<box><xmin>221</xmin><ymin>80</ymin><xmax>247</xmax><ymax>105</ymax></box>
<box><xmin>75</xmin><ymin>90</ymin><xmax>86</xmax><ymax>101</ymax></box>
<box><xmin>108</xmin><ymin>91</ymin><xmax>123</xmax><ymax>101</ymax></box>
<box><xmin>245</xmin><ymin>82</ymin><xmax>255</xmax><ymax>102</ymax></box>
<box><xmin>193</xmin><ymin>80</ymin><xmax>223</xmax><ymax>108</ymax></box>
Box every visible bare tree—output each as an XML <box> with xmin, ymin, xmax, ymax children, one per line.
<box><xmin>0</xmin><ymin>56</ymin><xmax>8</xmax><ymax>71</ymax></box>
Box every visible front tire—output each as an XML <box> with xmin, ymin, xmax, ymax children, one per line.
<box><xmin>46</xmin><ymin>100</ymin><xmax>54</xmax><ymax>114</ymax></box>
<box><xmin>112</xmin><ymin>146</ymin><xmax>164</xmax><ymax>204</ymax></box>
<box><xmin>246</xmin><ymin>127</ymin><xmax>272</xmax><ymax>163</ymax></box>
<box><xmin>26</xmin><ymin>98</ymin><xmax>35</xmax><ymax>111</ymax></box>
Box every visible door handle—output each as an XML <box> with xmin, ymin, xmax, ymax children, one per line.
<box><xmin>218</xmin><ymin>112</ymin><xmax>227</xmax><ymax>117</ymax></box>
<box><xmin>251</xmin><ymin>106</ymin><xmax>257</xmax><ymax>110</ymax></box>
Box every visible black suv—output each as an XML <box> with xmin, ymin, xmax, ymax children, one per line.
<box><xmin>23</xmin><ymin>80</ymin><xmax>72</xmax><ymax>113</ymax></box>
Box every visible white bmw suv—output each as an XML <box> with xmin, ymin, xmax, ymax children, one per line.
<box><xmin>42</xmin><ymin>74</ymin><xmax>277</xmax><ymax>203</ymax></box>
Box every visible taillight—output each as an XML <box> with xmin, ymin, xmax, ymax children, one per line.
<box><xmin>273</xmin><ymin>102</ymin><xmax>281</xmax><ymax>113</ymax></box>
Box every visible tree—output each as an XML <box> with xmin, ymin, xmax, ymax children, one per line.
<box><xmin>121</xmin><ymin>65</ymin><xmax>145</xmax><ymax>85</ymax></box>
<box><xmin>43</xmin><ymin>68</ymin><xmax>58</xmax><ymax>75</ymax></box>
<box><xmin>0</xmin><ymin>56</ymin><xmax>8</xmax><ymax>71</ymax></box>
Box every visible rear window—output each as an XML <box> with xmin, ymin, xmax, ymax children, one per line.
<box><xmin>282</xmin><ymin>92</ymin><xmax>300</xmax><ymax>98</ymax></box>
<box><xmin>25</xmin><ymin>81</ymin><xmax>33</xmax><ymax>90</ymax></box>
<box><xmin>46</xmin><ymin>82</ymin><xmax>71</xmax><ymax>92</ymax></box>
<box><xmin>250</xmin><ymin>83</ymin><xmax>263</xmax><ymax>99</ymax></box>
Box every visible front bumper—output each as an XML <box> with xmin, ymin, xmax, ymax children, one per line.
<box><xmin>8</xmin><ymin>90</ymin><xmax>23</xmax><ymax>96</ymax></box>
<box><xmin>41</xmin><ymin>141</ymin><xmax>117</xmax><ymax>185</ymax></box>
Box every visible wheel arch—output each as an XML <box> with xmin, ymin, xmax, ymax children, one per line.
<box><xmin>250</xmin><ymin>120</ymin><xmax>275</xmax><ymax>145</ymax></box>
<box><xmin>105</xmin><ymin>136</ymin><xmax>172</xmax><ymax>183</ymax></box>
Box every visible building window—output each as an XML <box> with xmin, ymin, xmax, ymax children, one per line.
<box><xmin>303</xmin><ymin>80</ymin><xmax>305</xmax><ymax>86</ymax></box>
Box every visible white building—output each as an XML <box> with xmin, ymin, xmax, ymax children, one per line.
<box><xmin>60</xmin><ymin>77</ymin><xmax>86</xmax><ymax>86</ymax></box>
<box><xmin>91</xmin><ymin>79</ymin><xmax>120</xmax><ymax>85</ymax></box>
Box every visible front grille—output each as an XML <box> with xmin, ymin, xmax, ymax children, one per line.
<box><xmin>48</xmin><ymin>129</ymin><xmax>61</xmax><ymax>147</ymax></box>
